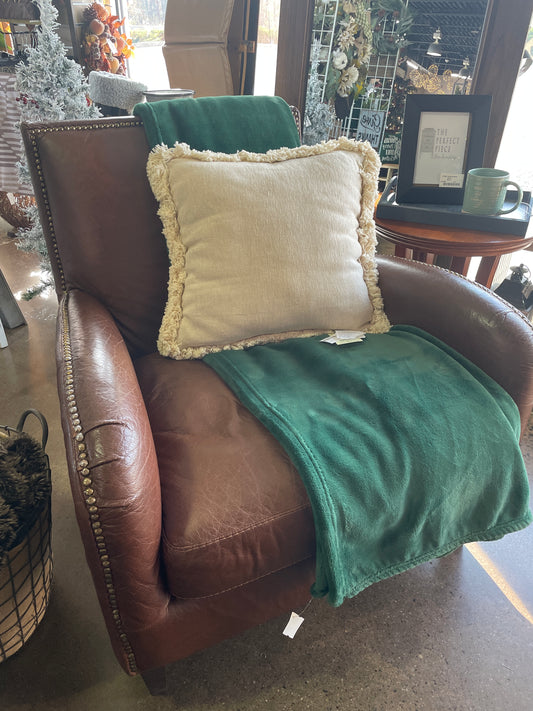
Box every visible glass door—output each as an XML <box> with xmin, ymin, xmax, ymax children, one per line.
<box><xmin>115</xmin><ymin>0</ymin><xmax>170</xmax><ymax>88</ymax></box>
<box><xmin>495</xmin><ymin>18</ymin><xmax>533</xmax><ymax>192</ymax></box>
<box><xmin>254</xmin><ymin>0</ymin><xmax>280</xmax><ymax>95</ymax></box>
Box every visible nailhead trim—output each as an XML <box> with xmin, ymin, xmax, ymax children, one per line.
<box><xmin>28</xmin><ymin>118</ymin><xmax>144</xmax><ymax>678</ymax></box>
<box><xmin>61</xmin><ymin>295</ymin><xmax>138</xmax><ymax>674</ymax></box>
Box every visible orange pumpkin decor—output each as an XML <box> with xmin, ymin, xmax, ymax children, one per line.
<box><xmin>81</xmin><ymin>2</ymin><xmax>134</xmax><ymax>75</ymax></box>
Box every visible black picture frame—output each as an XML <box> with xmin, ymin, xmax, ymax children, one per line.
<box><xmin>396</xmin><ymin>94</ymin><xmax>492</xmax><ymax>205</ymax></box>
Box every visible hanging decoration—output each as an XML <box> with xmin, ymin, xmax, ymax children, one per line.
<box><xmin>317</xmin><ymin>0</ymin><xmax>413</xmax><ymax>106</ymax></box>
<box><xmin>322</xmin><ymin>1</ymin><xmax>373</xmax><ymax>106</ymax></box>
<box><xmin>311</xmin><ymin>0</ymin><xmax>416</xmax><ymax>131</ymax></box>
<box><xmin>409</xmin><ymin>63</ymin><xmax>456</xmax><ymax>94</ymax></box>
<box><xmin>81</xmin><ymin>2</ymin><xmax>134</xmax><ymax>75</ymax></box>
<box><xmin>371</xmin><ymin>0</ymin><xmax>415</xmax><ymax>56</ymax></box>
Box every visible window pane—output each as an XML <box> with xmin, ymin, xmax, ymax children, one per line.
<box><xmin>123</xmin><ymin>0</ymin><xmax>170</xmax><ymax>88</ymax></box>
<box><xmin>495</xmin><ymin>18</ymin><xmax>533</xmax><ymax>192</ymax></box>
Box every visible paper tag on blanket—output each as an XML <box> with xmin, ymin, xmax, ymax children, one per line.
<box><xmin>321</xmin><ymin>330</ymin><xmax>366</xmax><ymax>345</ymax></box>
<box><xmin>282</xmin><ymin>612</ymin><xmax>305</xmax><ymax>638</ymax></box>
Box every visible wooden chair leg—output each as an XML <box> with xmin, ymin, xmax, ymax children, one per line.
<box><xmin>141</xmin><ymin>666</ymin><xmax>168</xmax><ymax>695</ymax></box>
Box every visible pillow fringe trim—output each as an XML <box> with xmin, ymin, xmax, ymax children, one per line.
<box><xmin>147</xmin><ymin>137</ymin><xmax>390</xmax><ymax>360</ymax></box>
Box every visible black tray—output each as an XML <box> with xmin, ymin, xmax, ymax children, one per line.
<box><xmin>376</xmin><ymin>177</ymin><xmax>532</xmax><ymax>236</ymax></box>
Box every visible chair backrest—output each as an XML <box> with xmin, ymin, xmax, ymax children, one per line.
<box><xmin>22</xmin><ymin>117</ymin><xmax>169</xmax><ymax>357</ymax></box>
<box><xmin>21</xmin><ymin>98</ymin><xmax>301</xmax><ymax>358</ymax></box>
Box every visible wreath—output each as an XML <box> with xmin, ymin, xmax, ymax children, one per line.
<box><xmin>317</xmin><ymin>0</ymin><xmax>414</xmax><ymax>105</ymax></box>
<box><xmin>322</xmin><ymin>1</ymin><xmax>373</xmax><ymax>104</ymax></box>
<box><xmin>371</xmin><ymin>0</ymin><xmax>414</xmax><ymax>56</ymax></box>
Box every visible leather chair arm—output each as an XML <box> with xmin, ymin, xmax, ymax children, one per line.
<box><xmin>377</xmin><ymin>255</ymin><xmax>533</xmax><ymax>436</ymax></box>
<box><xmin>56</xmin><ymin>289</ymin><xmax>169</xmax><ymax>674</ymax></box>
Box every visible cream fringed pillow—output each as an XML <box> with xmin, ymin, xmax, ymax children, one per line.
<box><xmin>147</xmin><ymin>137</ymin><xmax>390</xmax><ymax>360</ymax></box>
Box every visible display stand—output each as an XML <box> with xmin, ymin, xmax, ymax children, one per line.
<box><xmin>377</xmin><ymin>177</ymin><xmax>533</xmax><ymax>237</ymax></box>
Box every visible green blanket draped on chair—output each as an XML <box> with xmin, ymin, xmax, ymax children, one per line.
<box><xmin>133</xmin><ymin>95</ymin><xmax>301</xmax><ymax>152</ymax></box>
<box><xmin>137</xmin><ymin>96</ymin><xmax>531</xmax><ymax>606</ymax></box>
<box><xmin>205</xmin><ymin>326</ymin><xmax>532</xmax><ymax>606</ymax></box>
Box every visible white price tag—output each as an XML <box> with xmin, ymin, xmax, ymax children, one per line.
<box><xmin>439</xmin><ymin>173</ymin><xmax>464</xmax><ymax>188</ymax></box>
<box><xmin>282</xmin><ymin>611</ymin><xmax>305</xmax><ymax>638</ymax></box>
<box><xmin>335</xmin><ymin>330</ymin><xmax>365</xmax><ymax>340</ymax></box>
<box><xmin>321</xmin><ymin>330</ymin><xmax>366</xmax><ymax>346</ymax></box>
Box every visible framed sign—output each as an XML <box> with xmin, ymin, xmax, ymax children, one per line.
<box><xmin>355</xmin><ymin>109</ymin><xmax>386</xmax><ymax>150</ymax></box>
<box><xmin>396</xmin><ymin>94</ymin><xmax>492</xmax><ymax>204</ymax></box>
<box><xmin>380</xmin><ymin>133</ymin><xmax>401</xmax><ymax>164</ymax></box>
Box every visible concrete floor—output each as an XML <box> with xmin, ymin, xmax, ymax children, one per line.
<box><xmin>0</xmin><ymin>231</ymin><xmax>532</xmax><ymax>710</ymax></box>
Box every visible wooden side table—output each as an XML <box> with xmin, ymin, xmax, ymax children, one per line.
<box><xmin>374</xmin><ymin>217</ymin><xmax>533</xmax><ymax>287</ymax></box>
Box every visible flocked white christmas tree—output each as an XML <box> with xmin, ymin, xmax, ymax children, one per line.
<box><xmin>15</xmin><ymin>0</ymin><xmax>101</xmax><ymax>298</ymax></box>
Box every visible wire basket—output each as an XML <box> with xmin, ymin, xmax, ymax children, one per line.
<box><xmin>0</xmin><ymin>410</ymin><xmax>52</xmax><ymax>663</ymax></box>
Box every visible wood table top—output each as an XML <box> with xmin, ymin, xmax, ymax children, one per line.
<box><xmin>374</xmin><ymin>216</ymin><xmax>533</xmax><ymax>257</ymax></box>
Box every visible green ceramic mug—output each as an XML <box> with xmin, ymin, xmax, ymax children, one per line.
<box><xmin>462</xmin><ymin>168</ymin><xmax>523</xmax><ymax>216</ymax></box>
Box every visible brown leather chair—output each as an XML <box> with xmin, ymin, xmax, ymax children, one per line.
<box><xmin>21</xmin><ymin>115</ymin><xmax>533</xmax><ymax>695</ymax></box>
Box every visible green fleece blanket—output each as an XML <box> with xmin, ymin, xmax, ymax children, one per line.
<box><xmin>133</xmin><ymin>95</ymin><xmax>301</xmax><ymax>152</ymax></box>
<box><xmin>136</xmin><ymin>97</ymin><xmax>531</xmax><ymax>606</ymax></box>
<box><xmin>205</xmin><ymin>326</ymin><xmax>532</xmax><ymax>606</ymax></box>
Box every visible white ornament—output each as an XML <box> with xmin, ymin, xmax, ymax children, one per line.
<box><xmin>344</xmin><ymin>65</ymin><xmax>360</xmax><ymax>85</ymax></box>
<box><xmin>332</xmin><ymin>50</ymin><xmax>348</xmax><ymax>70</ymax></box>
<box><xmin>337</xmin><ymin>64</ymin><xmax>360</xmax><ymax>97</ymax></box>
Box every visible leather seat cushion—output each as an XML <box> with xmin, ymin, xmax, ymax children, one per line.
<box><xmin>134</xmin><ymin>353</ymin><xmax>315</xmax><ymax>599</ymax></box>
